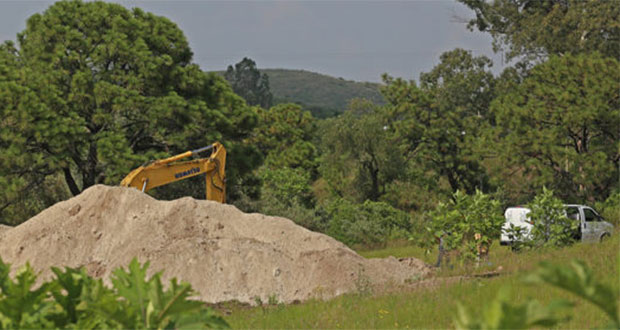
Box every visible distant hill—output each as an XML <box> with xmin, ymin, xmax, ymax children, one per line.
<box><xmin>263</xmin><ymin>69</ymin><xmax>385</xmax><ymax>118</ymax></box>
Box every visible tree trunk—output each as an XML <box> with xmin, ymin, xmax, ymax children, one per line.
<box><xmin>81</xmin><ymin>142</ymin><xmax>99</xmax><ymax>189</ymax></box>
<box><xmin>63</xmin><ymin>167</ymin><xmax>81</xmax><ymax>196</ymax></box>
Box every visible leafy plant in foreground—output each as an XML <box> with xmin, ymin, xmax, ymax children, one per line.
<box><xmin>0</xmin><ymin>257</ymin><xmax>228</xmax><ymax>329</ymax></box>
<box><xmin>48</xmin><ymin>266</ymin><xmax>115</xmax><ymax>328</ymax></box>
<box><xmin>524</xmin><ymin>259</ymin><xmax>619</xmax><ymax>329</ymax></box>
<box><xmin>454</xmin><ymin>287</ymin><xmax>571</xmax><ymax>329</ymax></box>
<box><xmin>111</xmin><ymin>259</ymin><xmax>228</xmax><ymax>329</ymax></box>
<box><xmin>0</xmin><ymin>260</ymin><xmax>54</xmax><ymax>329</ymax></box>
<box><xmin>455</xmin><ymin>258</ymin><xmax>619</xmax><ymax>329</ymax></box>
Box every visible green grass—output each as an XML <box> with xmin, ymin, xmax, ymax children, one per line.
<box><xmin>357</xmin><ymin>240</ymin><xmax>434</xmax><ymax>262</ymax></box>
<box><xmin>225</xmin><ymin>235</ymin><xmax>619</xmax><ymax>329</ymax></box>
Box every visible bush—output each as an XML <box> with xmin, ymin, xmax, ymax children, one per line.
<box><xmin>259</xmin><ymin>167</ymin><xmax>314</xmax><ymax>209</ymax></box>
<box><xmin>0</xmin><ymin>258</ymin><xmax>228</xmax><ymax>329</ymax></box>
<box><xmin>526</xmin><ymin>187</ymin><xmax>577</xmax><ymax>248</ymax></box>
<box><xmin>326</xmin><ymin>198</ymin><xmax>411</xmax><ymax>247</ymax></box>
<box><xmin>595</xmin><ymin>191</ymin><xmax>620</xmax><ymax>226</ymax></box>
<box><xmin>262</xmin><ymin>200</ymin><xmax>328</xmax><ymax>233</ymax></box>
<box><xmin>419</xmin><ymin>190</ymin><xmax>504</xmax><ymax>262</ymax></box>
<box><xmin>256</xmin><ymin>167</ymin><xmax>328</xmax><ymax>231</ymax></box>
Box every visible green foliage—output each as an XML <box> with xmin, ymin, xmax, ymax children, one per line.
<box><xmin>456</xmin><ymin>259</ymin><xmax>619</xmax><ymax>329</ymax></box>
<box><xmin>320</xmin><ymin>99</ymin><xmax>406</xmax><ymax>203</ymax></box>
<box><xmin>490</xmin><ymin>53</ymin><xmax>619</xmax><ymax>203</ymax></box>
<box><xmin>459</xmin><ymin>0</ymin><xmax>620</xmax><ymax>62</ymax></box>
<box><xmin>0</xmin><ymin>0</ymin><xmax>260</xmax><ymax>225</ymax></box>
<box><xmin>259</xmin><ymin>168</ymin><xmax>314</xmax><ymax>209</ymax></box>
<box><xmin>503</xmin><ymin>223</ymin><xmax>530</xmax><ymax>252</ymax></box>
<box><xmin>326</xmin><ymin>198</ymin><xmax>411</xmax><ymax>247</ymax></box>
<box><xmin>262</xmin><ymin>69</ymin><xmax>385</xmax><ymax>118</ymax></box>
<box><xmin>454</xmin><ymin>287</ymin><xmax>571</xmax><ymax>329</ymax></box>
<box><xmin>524</xmin><ymin>259</ymin><xmax>620</xmax><ymax>328</ymax></box>
<box><xmin>225</xmin><ymin>57</ymin><xmax>273</xmax><ymax>108</ymax></box>
<box><xmin>526</xmin><ymin>187</ymin><xmax>578</xmax><ymax>248</ymax></box>
<box><xmin>0</xmin><ymin>260</ymin><xmax>54</xmax><ymax>329</ymax></box>
<box><xmin>48</xmin><ymin>266</ymin><xmax>93</xmax><ymax>327</ymax></box>
<box><xmin>252</xmin><ymin>103</ymin><xmax>318</xmax><ymax>173</ymax></box>
<box><xmin>256</xmin><ymin>167</ymin><xmax>326</xmax><ymax>232</ymax></box>
<box><xmin>380</xmin><ymin>49</ymin><xmax>495</xmax><ymax>195</ymax></box>
<box><xmin>595</xmin><ymin>191</ymin><xmax>620</xmax><ymax>226</ymax></box>
<box><xmin>247</xmin><ymin>103</ymin><xmax>322</xmax><ymax>229</ymax></box>
<box><xmin>0</xmin><ymin>174</ymin><xmax>70</xmax><ymax>226</ymax></box>
<box><xmin>421</xmin><ymin>190</ymin><xmax>504</xmax><ymax>261</ymax></box>
<box><xmin>267</xmin><ymin>294</ymin><xmax>279</xmax><ymax>306</ymax></box>
<box><xmin>0</xmin><ymin>257</ymin><xmax>228</xmax><ymax>329</ymax></box>
<box><xmin>109</xmin><ymin>259</ymin><xmax>228</xmax><ymax>329</ymax></box>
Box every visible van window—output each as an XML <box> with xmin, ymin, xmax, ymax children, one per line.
<box><xmin>583</xmin><ymin>208</ymin><xmax>600</xmax><ymax>222</ymax></box>
<box><xmin>566</xmin><ymin>207</ymin><xmax>580</xmax><ymax>221</ymax></box>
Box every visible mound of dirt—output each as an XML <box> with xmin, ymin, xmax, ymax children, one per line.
<box><xmin>0</xmin><ymin>225</ymin><xmax>12</xmax><ymax>238</ymax></box>
<box><xmin>0</xmin><ymin>185</ymin><xmax>430</xmax><ymax>304</ymax></box>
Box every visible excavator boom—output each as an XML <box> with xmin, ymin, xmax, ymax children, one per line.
<box><xmin>120</xmin><ymin>142</ymin><xmax>226</xmax><ymax>203</ymax></box>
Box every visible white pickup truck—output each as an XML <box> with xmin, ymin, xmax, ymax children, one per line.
<box><xmin>500</xmin><ymin>204</ymin><xmax>614</xmax><ymax>245</ymax></box>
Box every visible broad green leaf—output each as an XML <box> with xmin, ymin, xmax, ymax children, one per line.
<box><xmin>524</xmin><ymin>260</ymin><xmax>619</xmax><ymax>327</ymax></box>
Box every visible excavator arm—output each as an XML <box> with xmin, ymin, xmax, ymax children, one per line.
<box><xmin>120</xmin><ymin>142</ymin><xmax>226</xmax><ymax>203</ymax></box>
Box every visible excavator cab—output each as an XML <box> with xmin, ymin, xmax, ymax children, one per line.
<box><xmin>120</xmin><ymin>142</ymin><xmax>226</xmax><ymax>203</ymax></box>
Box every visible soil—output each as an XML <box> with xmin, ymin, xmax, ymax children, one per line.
<box><xmin>0</xmin><ymin>224</ymin><xmax>12</xmax><ymax>236</ymax></box>
<box><xmin>0</xmin><ymin>185</ymin><xmax>431</xmax><ymax>304</ymax></box>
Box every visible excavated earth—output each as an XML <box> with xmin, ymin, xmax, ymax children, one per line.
<box><xmin>0</xmin><ymin>185</ymin><xmax>430</xmax><ymax>304</ymax></box>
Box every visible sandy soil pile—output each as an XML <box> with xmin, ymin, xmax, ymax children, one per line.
<box><xmin>0</xmin><ymin>185</ymin><xmax>430</xmax><ymax>304</ymax></box>
<box><xmin>0</xmin><ymin>225</ymin><xmax>12</xmax><ymax>240</ymax></box>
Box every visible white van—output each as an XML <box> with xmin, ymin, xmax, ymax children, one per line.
<box><xmin>500</xmin><ymin>205</ymin><xmax>614</xmax><ymax>245</ymax></box>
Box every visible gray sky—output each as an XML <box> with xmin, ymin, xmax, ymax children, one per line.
<box><xmin>0</xmin><ymin>0</ymin><xmax>505</xmax><ymax>82</ymax></box>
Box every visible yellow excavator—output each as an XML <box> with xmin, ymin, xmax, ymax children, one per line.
<box><xmin>120</xmin><ymin>142</ymin><xmax>226</xmax><ymax>203</ymax></box>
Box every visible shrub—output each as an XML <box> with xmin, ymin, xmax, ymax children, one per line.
<box><xmin>326</xmin><ymin>198</ymin><xmax>411</xmax><ymax>247</ymax></box>
<box><xmin>257</xmin><ymin>167</ymin><xmax>328</xmax><ymax>231</ymax></box>
<box><xmin>419</xmin><ymin>190</ymin><xmax>504</xmax><ymax>263</ymax></box>
<box><xmin>259</xmin><ymin>167</ymin><xmax>314</xmax><ymax>208</ymax></box>
<box><xmin>527</xmin><ymin>187</ymin><xmax>577</xmax><ymax>248</ymax></box>
<box><xmin>595</xmin><ymin>191</ymin><xmax>620</xmax><ymax>226</ymax></box>
<box><xmin>0</xmin><ymin>258</ymin><xmax>228</xmax><ymax>329</ymax></box>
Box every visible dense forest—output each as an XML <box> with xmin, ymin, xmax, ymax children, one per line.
<box><xmin>0</xmin><ymin>0</ymin><xmax>618</xmax><ymax>251</ymax></box>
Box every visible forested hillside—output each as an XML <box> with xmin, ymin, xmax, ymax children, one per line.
<box><xmin>264</xmin><ymin>69</ymin><xmax>384</xmax><ymax>118</ymax></box>
<box><xmin>216</xmin><ymin>68</ymin><xmax>384</xmax><ymax>118</ymax></box>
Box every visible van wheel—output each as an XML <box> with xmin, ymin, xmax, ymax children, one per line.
<box><xmin>600</xmin><ymin>233</ymin><xmax>610</xmax><ymax>242</ymax></box>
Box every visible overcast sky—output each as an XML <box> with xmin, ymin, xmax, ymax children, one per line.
<box><xmin>0</xmin><ymin>0</ymin><xmax>506</xmax><ymax>82</ymax></box>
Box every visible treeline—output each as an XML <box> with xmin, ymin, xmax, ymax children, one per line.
<box><xmin>224</xmin><ymin>0</ymin><xmax>620</xmax><ymax>247</ymax></box>
<box><xmin>0</xmin><ymin>0</ymin><xmax>618</xmax><ymax>251</ymax></box>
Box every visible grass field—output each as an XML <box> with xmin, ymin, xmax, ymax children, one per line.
<box><xmin>225</xmin><ymin>235</ymin><xmax>619</xmax><ymax>329</ymax></box>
